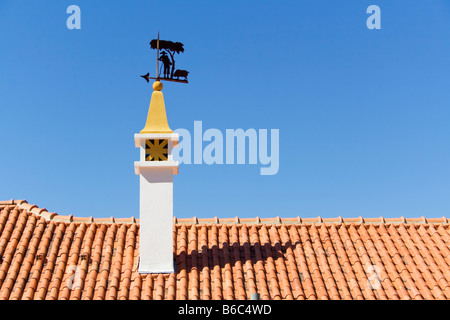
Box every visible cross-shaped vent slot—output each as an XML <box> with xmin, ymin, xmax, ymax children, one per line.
<box><xmin>145</xmin><ymin>139</ymin><xmax>168</xmax><ymax>161</ymax></box>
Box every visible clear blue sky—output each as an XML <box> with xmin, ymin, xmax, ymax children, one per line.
<box><xmin>1</xmin><ymin>1</ymin><xmax>450</xmax><ymax>219</ymax></box>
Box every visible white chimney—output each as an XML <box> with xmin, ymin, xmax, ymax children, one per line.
<box><xmin>134</xmin><ymin>80</ymin><xmax>179</xmax><ymax>273</ymax></box>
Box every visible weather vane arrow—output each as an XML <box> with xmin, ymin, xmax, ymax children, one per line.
<box><xmin>141</xmin><ymin>32</ymin><xmax>189</xmax><ymax>84</ymax></box>
<box><xmin>140</xmin><ymin>72</ymin><xmax>151</xmax><ymax>83</ymax></box>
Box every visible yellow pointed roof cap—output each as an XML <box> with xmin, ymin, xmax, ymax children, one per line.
<box><xmin>140</xmin><ymin>81</ymin><xmax>173</xmax><ymax>134</ymax></box>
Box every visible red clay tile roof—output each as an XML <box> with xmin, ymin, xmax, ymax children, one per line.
<box><xmin>0</xmin><ymin>199</ymin><xmax>449</xmax><ymax>300</ymax></box>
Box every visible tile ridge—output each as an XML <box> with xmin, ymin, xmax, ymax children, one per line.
<box><xmin>7</xmin><ymin>200</ymin><xmax>449</xmax><ymax>226</ymax></box>
<box><xmin>0</xmin><ymin>199</ymin><xmax>21</xmax><ymax>205</ymax></box>
<box><xmin>173</xmin><ymin>216</ymin><xmax>450</xmax><ymax>225</ymax></box>
<box><xmin>13</xmin><ymin>200</ymin><xmax>139</xmax><ymax>225</ymax></box>
<box><xmin>0</xmin><ymin>199</ymin><xmax>27</xmax><ymax>210</ymax></box>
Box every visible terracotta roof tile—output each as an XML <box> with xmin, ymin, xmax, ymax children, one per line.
<box><xmin>0</xmin><ymin>200</ymin><xmax>449</xmax><ymax>299</ymax></box>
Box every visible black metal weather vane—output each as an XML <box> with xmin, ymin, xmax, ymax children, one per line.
<box><xmin>141</xmin><ymin>32</ymin><xmax>189</xmax><ymax>84</ymax></box>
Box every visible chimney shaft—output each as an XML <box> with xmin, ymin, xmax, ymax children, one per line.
<box><xmin>134</xmin><ymin>81</ymin><xmax>179</xmax><ymax>273</ymax></box>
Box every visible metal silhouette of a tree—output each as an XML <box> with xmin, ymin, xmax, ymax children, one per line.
<box><xmin>150</xmin><ymin>39</ymin><xmax>184</xmax><ymax>79</ymax></box>
<box><xmin>141</xmin><ymin>32</ymin><xmax>189</xmax><ymax>84</ymax></box>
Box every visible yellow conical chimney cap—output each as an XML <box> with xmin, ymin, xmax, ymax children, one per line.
<box><xmin>140</xmin><ymin>81</ymin><xmax>173</xmax><ymax>134</ymax></box>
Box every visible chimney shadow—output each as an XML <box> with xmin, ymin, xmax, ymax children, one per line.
<box><xmin>174</xmin><ymin>239</ymin><xmax>301</xmax><ymax>274</ymax></box>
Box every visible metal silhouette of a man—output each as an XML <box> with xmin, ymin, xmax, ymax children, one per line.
<box><xmin>159</xmin><ymin>51</ymin><xmax>172</xmax><ymax>78</ymax></box>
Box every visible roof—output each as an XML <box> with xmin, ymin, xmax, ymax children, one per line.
<box><xmin>0</xmin><ymin>199</ymin><xmax>449</xmax><ymax>300</ymax></box>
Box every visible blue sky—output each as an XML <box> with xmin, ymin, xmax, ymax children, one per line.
<box><xmin>1</xmin><ymin>1</ymin><xmax>450</xmax><ymax>219</ymax></box>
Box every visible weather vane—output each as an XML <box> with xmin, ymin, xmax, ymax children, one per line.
<box><xmin>141</xmin><ymin>32</ymin><xmax>189</xmax><ymax>84</ymax></box>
